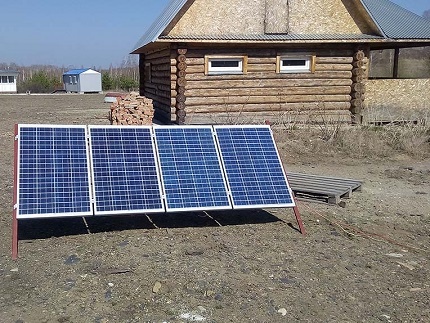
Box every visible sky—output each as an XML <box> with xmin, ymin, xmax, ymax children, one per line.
<box><xmin>0</xmin><ymin>0</ymin><xmax>428</xmax><ymax>69</ymax></box>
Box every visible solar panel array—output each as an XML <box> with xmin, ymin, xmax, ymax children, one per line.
<box><xmin>15</xmin><ymin>125</ymin><xmax>294</xmax><ymax>219</ymax></box>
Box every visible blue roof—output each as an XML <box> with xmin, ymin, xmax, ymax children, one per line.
<box><xmin>360</xmin><ymin>0</ymin><xmax>430</xmax><ymax>39</ymax></box>
<box><xmin>63</xmin><ymin>68</ymin><xmax>91</xmax><ymax>75</ymax></box>
<box><xmin>132</xmin><ymin>0</ymin><xmax>430</xmax><ymax>52</ymax></box>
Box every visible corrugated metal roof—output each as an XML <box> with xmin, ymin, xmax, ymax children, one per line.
<box><xmin>132</xmin><ymin>0</ymin><xmax>430</xmax><ymax>52</ymax></box>
<box><xmin>360</xmin><ymin>0</ymin><xmax>430</xmax><ymax>39</ymax></box>
<box><xmin>63</xmin><ymin>68</ymin><xmax>90</xmax><ymax>75</ymax></box>
<box><xmin>0</xmin><ymin>70</ymin><xmax>19</xmax><ymax>75</ymax></box>
<box><xmin>132</xmin><ymin>0</ymin><xmax>189</xmax><ymax>53</ymax></box>
<box><xmin>159</xmin><ymin>33</ymin><xmax>384</xmax><ymax>41</ymax></box>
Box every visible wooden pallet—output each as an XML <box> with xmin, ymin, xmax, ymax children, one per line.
<box><xmin>287</xmin><ymin>172</ymin><xmax>363</xmax><ymax>205</ymax></box>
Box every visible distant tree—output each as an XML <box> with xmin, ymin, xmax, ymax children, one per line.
<box><xmin>118</xmin><ymin>76</ymin><xmax>138</xmax><ymax>92</ymax></box>
<box><xmin>102</xmin><ymin>73</ymin><xmax>114</xmax><ymax>91</ymax></box>
<box><xmin>17</xmin><ymin>71</ymin><xmax>62</xmax><ymax>93</ymax></box>
<box><xmin>424</xmin><ymin>9</ymin><xmax>430</xmax><ymax>20</ymax></box>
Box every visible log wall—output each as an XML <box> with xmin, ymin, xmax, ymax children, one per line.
<box><xmin>140</xmin><ymin>46</ymin><xmax>368</xmax><ymax>124</ymax></box>
<box><xmin>140</xmin><ymin>47</ymin><xmax>176</xmax><ymax>123</ymax></box>
<box><xmin>182</xmin><ymin>48</ymin><xmax>356</xmax><ymax>124</ymax></box>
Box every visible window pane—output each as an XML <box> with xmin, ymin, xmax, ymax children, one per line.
<box><xmin>1</xmin><ymin>76</ymin><xmax>8</xmax><ymax>83</ymax></box>
<box><xmin>211</xmin><ymin>61</ymin><xmax>240</xmax><ymax>68</ymax></box>
<box><xmin>8</xmin><ymin>76</ymin><xmax>15</xmax><ymax>83</ymax></box>
<box><xmin>282</xmin><ymin>59</ymin><xmax>306</xmax><ymax>67</ymax></box>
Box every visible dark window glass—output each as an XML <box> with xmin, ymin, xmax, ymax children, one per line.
<box><xmin>8</xmin><ymin>76</ymin><xmax>14</xmax><ymax>83</ymax></box>
<box><xmin>282</xmin><ymin>59</ymin><xmax>306</xmax><ymax>67</ymax></box>
<box><xmin>211</xmin><ymin>60</ymin><xmax>239</xmax><ymax>68</ymax></box>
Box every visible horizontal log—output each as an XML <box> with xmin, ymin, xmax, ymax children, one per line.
<box><xmin>314</xmin><ymin>64</ymin><xmax>353</xmax><ymax>71</ymax></box>
<box><xmin>186</xmin><ymin>71</ymin><xmax>352</xmax><ymax>81</ymax></box>
<box><xmin>186</xmin><ymin>94</ymin><xmax>351</xmax><ymax>106</ymax></box>
<box><xmin>186</xmin><ymin>78</ymin><xmax>353</xmax><ymax>90</ymax></box>
<box><xmin>185</xmin><ymin>86</ymin><xmax>352</xmax><ymax>97</ymax></box>
<box><xmin>152</xmin><ymin>64</ymin><xmax>172</xmax><ymax>71</ymax></box>
<box><xmin>144</xmin><ymin>92</ymin><xmax>172</xmax><ymax>107</ymax></box>
<box><xmin>144</xmin><ymin>82</ymin><xmax>173</xmax><ymax>92</ymax></box>
<box><xmin>186</xmin><ymin>101</ymin><xmax>351</xmax><ymax>113</ymax></box>
<box><xmin>153</xmin><ymin>101</ymin><xmax>173</xmax><ymax>113</ymax></box>
<box><xmin>146</xmin><ymin>56</ymin><xmax>171</xmax><ymax>65</ymax></box>
<box><xmin>316</xmin><ymin>57</ymin><xmax>353</xmax><ymax>64</ymax></box>
<box><xmin>186</xmin><ymin>65</ymin><xmax>204</xmax><ymax>74</ymax></box>
<box><xmin>185</xmin><ymin>57</ymin><xmax>204</xmax><ymax>65</ymax></box>
<box><xmin>247</xmin><ymin>63</ymin><xmax>277</xmax><ymax>72</ymax></box>
<box><xmin>144</xmin><ymin>48</ymin><xmax>171</xmax><ymax>60</ymax></box>
<box><xmin>247</xmin><ymin>57</ymin><xmax>276</xmax><ymax>64</ymax></box>
<box><xmin>144</xmin><ymin>87</ymin><xmax>171</xmax><ymax>100</ymax></box>
<box><xmin>150</xmin><ymin>77</ymin><xmax>172</xmax><ymax>86</ymax></box>
<box><xmin>184</xmin><ymin>49</ymin><xmax>354</xmax><ymax>58</ymax></box>
<box><xmin>151</xmin><ymin>71</ymin><xmax>172</xmax><ymax>78</ymax></box>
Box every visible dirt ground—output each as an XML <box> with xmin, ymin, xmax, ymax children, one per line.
<box><xmin>0</xmin><ymin>94</ymin><xmax>429</xmax><ymax>323</ymax></box>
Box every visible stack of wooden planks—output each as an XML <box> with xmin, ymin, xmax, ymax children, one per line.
<box><xmin>110</xmin><ymin>92</ymin><xmax>154</xmax><ymax>125</ymax></box>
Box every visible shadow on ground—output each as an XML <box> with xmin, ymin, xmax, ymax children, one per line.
<box><xmin>18</xmin><ymin>209</ymin><xmax>291</xmax><ymax>240</ymax></box>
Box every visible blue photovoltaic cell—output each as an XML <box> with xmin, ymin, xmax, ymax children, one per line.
<box><xmin>154</xmin><ymin>126</ymin><xmax>231</xmax><ymax>211</ymax></box>
<box><xmin>89</xmin><ymin>126</ymin><xmax>164</xmax><ymax>214</ymax></box>
<box><xmin>214</xmin><ymin>126</ymin><xmax>295</xmax><ymax>208</ymax></box>
<box><xmin>17</xmin><ymin>125</ymin><xmax>92</xmax><ymax>218</ymax></box>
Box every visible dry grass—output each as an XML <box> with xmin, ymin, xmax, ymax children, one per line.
<box><xmin>273</xmin><ymin>107</ymin><xmax>430</xmax><ymax>161</ymax></box>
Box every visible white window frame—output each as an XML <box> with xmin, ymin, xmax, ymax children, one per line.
<box><xmin>205</xmin><ymin>55</ymin><xmax>248</xmax><ymax>75</ymax></box>
<box><xmin>277</xmin><ymin>54</ymin><xmax>316</xmax><ymax>74</ymax></box>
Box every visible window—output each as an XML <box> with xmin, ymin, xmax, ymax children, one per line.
<box><xmin>369</xmin><ymin>47</ymin><xmax>430</xmax><ymax>79</ymax></box>
<box><xmin>1</xmin><ymin>76</ymin><xmax>7</xmax><ymax>83</ymax></box>
<box><xmin>69</xmin><ymin>76</ymin><xmax>73</xmax><ymax>84</ymax></box>
<box><xmin>277</xmin><ymin>55</ymin><xmax>315</xmax><ymax>73</ymax></box>
<box><xmin>205</xmin><ymin>56</ymin><xmax>247</xmax><ymax>75</ymax></box>
<box><xmin>8</xmin><ymin>76</ymin><xmax>15</xmax><ymax>83</ymax></box>
<box><xmin>73</xmin><ymin>76</ymin><xmax>77</xmax><ymax>84</ymax></box>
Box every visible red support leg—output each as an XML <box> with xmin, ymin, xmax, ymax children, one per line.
<box><xmin>293</xmin><ymin>195</ymin><xmax>306</xmax><ymax>235</ymax></box>
<box><xmin>12</xmin><ymin>124</ymin><xmax>19</xmax><ymax>259</ymax></box>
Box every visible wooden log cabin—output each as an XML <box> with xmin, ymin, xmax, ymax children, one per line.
<box><xmin>132</xmin><ymin>0</ymin><xmax>430</xmax><ymax>124</ymax></box>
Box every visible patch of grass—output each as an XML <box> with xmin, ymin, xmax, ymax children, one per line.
<box><xmin>274</xmin><ymin>108</ymin><xmax>430</xmax><ymax>161</ymax></box>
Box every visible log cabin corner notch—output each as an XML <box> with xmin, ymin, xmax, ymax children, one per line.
<box><xmin>132</xmin><ymin>0</ymin><xmax>430</xmax><ymax>125</ymax></box>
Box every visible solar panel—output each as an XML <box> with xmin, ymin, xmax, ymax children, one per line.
<box><xmin>89</xmin><ymin>126</ymin><xmax>164</xmax><ymax>214</ymax></box>
<box><xmin>214</xmin><ymin>125</ymin><xmax>295</xmax><ymax>209</ymax></box>
<box><xmin>16</xmin><ymin>125</ymin><xmax>93</xmax><ymax>218</ymax></box>
<box><xmin>154</xmin><ymin>126</ymin><xmax>231</xmax><ymax>212</ymax></box>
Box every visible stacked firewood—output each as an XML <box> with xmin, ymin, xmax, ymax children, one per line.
<box><xmin>110</xmin><ymin>92</ymin><xmax>154</xmax><ymax>125</ymax></box>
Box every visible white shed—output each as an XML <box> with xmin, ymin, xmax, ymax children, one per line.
<box><xmin>0</xmin><ymin>70</ymin><xmax>19</xmax><ymax>93</ymax></box>
<box><xmin>63</xmin><ymin>68</ymin><xmax>102</xmax><ymax>94</ymax></box>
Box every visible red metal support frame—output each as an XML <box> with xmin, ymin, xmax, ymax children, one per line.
<box><xmin>12</xmin><ymin>124</ymin><xmax>19</xmax><ymax>259</ymax></box>
<box><xmin>292</xmin><ymin>194</ymin><xmax>306</xmax><ymax>235</ymax></box>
